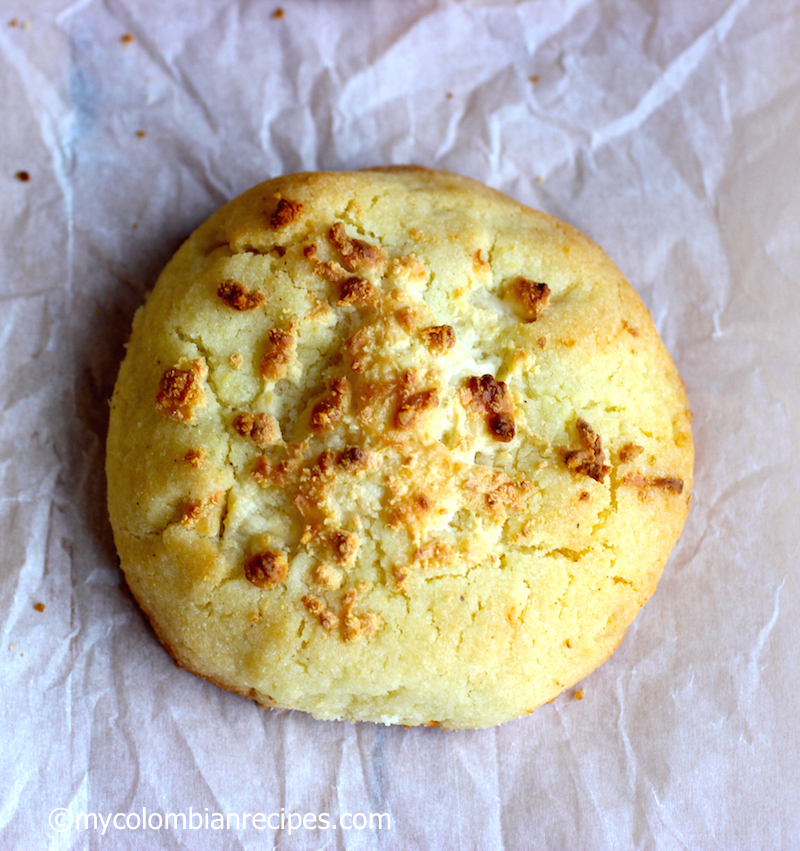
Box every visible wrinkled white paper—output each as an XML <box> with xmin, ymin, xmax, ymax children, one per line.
<box><xmin>2</xmin><ymin>1</ymin><xmax>799</xmax><ymax>848</ymax></box>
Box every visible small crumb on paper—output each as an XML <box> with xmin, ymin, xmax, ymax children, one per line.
<box><xmin>136</xmin><ymin>130</ymin><xmax>146</xmax><ymax>138</ymax></box>
<box><xmin>121</xmin><ymin>33</ymin><xmax>133</xmax><ymax>44</ymax></box>
<box><xmin>574</xmin><ymin>689</ymin><xmax>584</xmax><ymax>700</ymax></box>
<box><xmin>272</xmin><ymin>8</ymin><xmax>284</xmax><ymax>19</ymax></box>
<box><xmin>34</xmin><ymin>603</ymin><xmax>45</xmax><ymax>613</ymax></box>
<box><xmin>15</xmin><ymin>171</ymin><xmax>30</xmax><ymax>182</ymax></box>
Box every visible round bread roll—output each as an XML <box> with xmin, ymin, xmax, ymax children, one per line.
<box><xmin>107</xmin><ymin>167</ymin><xmax>693</xmax><ymax>729</ymax></box>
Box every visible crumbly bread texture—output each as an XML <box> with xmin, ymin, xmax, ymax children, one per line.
<box><xmin>106</xmin><ymin>167</ymin><xmax>693</xmax><ymax>729</ymax></box>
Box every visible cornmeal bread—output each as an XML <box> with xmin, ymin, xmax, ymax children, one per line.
<box><xmin>107</xmin><ymin>167</ymin><xmax>693</xmax><ymax>728</ymax></box>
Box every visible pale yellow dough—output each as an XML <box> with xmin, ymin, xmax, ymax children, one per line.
<box><xmin>106</xmin><ymin>167</ymin><xmax>693</xmax><ymax>728</ymax></box>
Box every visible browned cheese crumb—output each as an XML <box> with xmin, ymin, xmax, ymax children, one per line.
<box><xmin>314</xmin><ymin>260</ymin><xmax>349</xmax><ymax>283</ymax></box>
<box><xmin>233</xmin><ymin>412</ymin><xmax>278</xmax><ymax>446</ymax></box>
<box><xmin>302</xmin><ymin>594</ymin><xmax>324</xmax><ymax>616</ymax></box>
<box><xmin>344</xmin><ymin>326</ymin><xmax>373</xmax><ymax>372</ymax></box>
<box><xmin>252</xmin><ymin>455</ymin><xmax>272</xmax><ymax>487</ymax></box>
<box><xmin>393</xmin><ymin>565</ymin><xmax>411</xmax><ymax>594</ymax></box>
<box><xmin>302</xmin><ymin>595</ymin><xmax>339</xmax><ymax>631</ymax></box>
<box><xmin>328</xmin><ymin>222</ymin><xmax>388</xmax><ymax>272</ymax></box>
<box><xmin>155</xmin><ymin>360</ymin><xmax>207</xmax><ymax>422</ymax></box>
<box><xmin>394</xmin><ymin>306</ymin><xmax>419</xmax><ymax>333</ymax></box>
<box><xmin>338</xmin><ymin>445</ymin><xmax>369</xmax><ymax>470</ymax></box>
<box><xmin>341</xmin><ymin>591</ymin><xmax>362</xmax><ymax>642</ymax></box>
<box><xmin>396</xmin><ymin>389</ymin><xmax>439</xmax><ymax>430</ymax></box>
<box><xmin>619</xmin><ymin>442</ymin><xmax>644</xmax><ymax>463</ymax></box>
<box><xmin>313</xmin><ymin>563</ymin><xmax>342</xmax><ymax>590</ymax></box>
<box><xmin>271</xmin><ymin>197</ymin><xmax>304</xmax><ymax>229</ymax></box>
<box><xmin>320</xmin><ymin>609</ymin><xmax>339</xmax><ymax>631</ymax></box>
<box><xmin>229</xmin><ymin>353</ymin><xmax>243</xmax><ymax>369</ymax></box>
<box><xmin>184</xmin><ymin>447</ymin><xmax>206</xmax><ymax>467</ymax></box>
<box><xmin>490</xmin><ymin>413</ymin><xmax>515</xmax><ymax>442</ymax></box>
<box><xmin>463</xmin><ymin>374</ymin><xmax>516</xmax><ymax>442</ymax></box>
<box><xmin>622</xmin><ymin>473</ymin><xmax>684</xmax><ymax>494</ymax></box>
<box><xmin>244</xmin><ymin>550</ymin><xmax>288</xmax><ymax>589</ymax></box>
<box><xmin>414</xmin><ymin>540</ymin><xmax>455</xmax><ymax>566</ymax></box>
<box><xmin>473</xmin><ymin>249</ymin><xmax>490</xmax><ymax>272</ymax></box>
<box><xmin>314</xmin><ymin>449</ymin><xmax>337</xmax><ymax>476</ymax></box>
<box><xmin>310</xmin><ymin>377</ymin><xmax>351</xmax><ymax>432</ymax></box>
<box><xmin>507</xmin><ymin>277</ymin><xmax>551</xmax><ymax>322</ymax></box>
<box><xmin>653</xmin><ymin>476</ymin><xmax>684</xmax><ymax>493</ymax></box>
<box><xmin>361</xmin><ymin>612</ymin><xmax>380</xmax><ymax>635</ymax></box>
<box><xmin>389</xmin><ymin>491</ymin><xmax>435</xmax><ymax>531</ymax></box>
<box><xmin>562</xmin><ymin>418</ymin><xmax>610</xmax><ymax>482</ymax></box>
<box><xmin>465</xmin><ymin>469</ymin><xmax>532</xmax><ymax>519</ymax></box>
<box><xmin>260</xmin><ymin>327</ymin><xmax>295</xmax><ymax>380</ymax></box>
<box><xmin>338</xmin><ymin>277</ymin><xmax>378</xmax><ymax>308</ymax></box>
<box><xmin>179</xmin><ymin>501</ymin><xmax>205</xmax><ymax>528</ymax></box>
<box><xmin>420</xmin><ymin>324</ymin><xmax>456</xmax><ymax>354</ymax></box>
<box><xmin>179</xmin><ymin>493</ymin><xmax>222</xmax><ymax>529</ymax></box>
<box><xmin>331</xmin><ymin>531</ymin><xmax>360</xmax><ymax>565</ymax></box>
<box><xmin>217</xmin><ymin>279</ymin><xmax>266</xmax><ymax>311</ymax></box>
<box><xmin>34</xmin><ymin>603</ymin><xmax>45</xmax><ymax>613</ymax></box>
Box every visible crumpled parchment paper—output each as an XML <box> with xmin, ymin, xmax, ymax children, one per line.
<box><xmin>2</xmin><ymin>1</ymin><xmax>799</xmax><ymax>848</ymax></box>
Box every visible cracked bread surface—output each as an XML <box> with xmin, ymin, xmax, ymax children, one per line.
<box><xmin>106</xmin><ymin>167</ymin><xmax>693</xmax><ymax>729</ymax></box>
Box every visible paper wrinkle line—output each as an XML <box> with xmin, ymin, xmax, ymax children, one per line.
<box><xmin>3</xmin><ymin>487</ymin><xmax>58</xmax><ymax>641</ymax></box>
<box><xmin>54</xmin><ymin>0</ymin><xmax>95</xmax><ymax>26</ymax></box>
<box><xmin>489</xmin><ymin>726</ymin><xmax>506</xmax><ymax>851</ymax></box>
<box><xmin>746</xmin><ymin>576</ymin><xmax>785</xmax><ymax>693</ymax></box>
<box><xmin>168</xmin><ymin>710</ymin><xmax>225</xmax><ymax>817</ymax></box>
<box><xmin>356</xmin><ymin>725</ymin><xmax>388</xmax><ymax>821</ymax></box>
<box><xmin>590</xmin><ymin>0</ymin><xmax>749</xmax><ymax>154</ymax></box>
<box><xmin>559</xmin><ymin>699</ymin><xmax>613</xmax><ymax>842</ymax></box>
